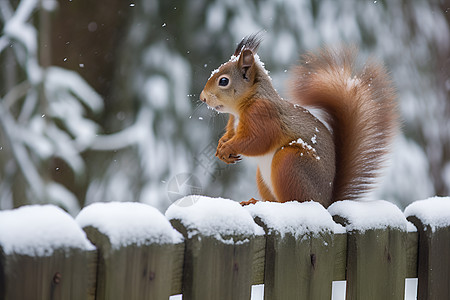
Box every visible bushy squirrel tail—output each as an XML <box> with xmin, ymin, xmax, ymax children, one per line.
<box><xmin>289</xmin><ymin>46</ymin><xmax>399</xmax><ymax>202</ymax></box>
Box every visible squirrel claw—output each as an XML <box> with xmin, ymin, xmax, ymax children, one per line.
<box><xmin>216</xmin><ymin>145</ymin><xmax>241</xmax><ymax>164</ymax></box>
<box><xmin>240</xmin><ymin>198</ymin><xmax>259</xmax><ymax>206</ymax></box>
<box><xmin>229</xmin><ymin>154</ymin><xmax>242</xmax><ymax>163</ymax></box>
<box><xmin>220</xmin><ymin>155</ymin><xmax>241</xmax><ymax>164</ymax></box>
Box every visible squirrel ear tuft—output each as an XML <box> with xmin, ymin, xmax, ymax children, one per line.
<box><xmin>234</xmin><ymin>32</ymin><xmax>263</xmax><ymax>56</ymax></box>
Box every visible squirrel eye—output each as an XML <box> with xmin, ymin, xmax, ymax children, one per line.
<box><xmin>218</xmin><ymin>76</ymin><xmax>229</xmax><ymax>87</ymax></box>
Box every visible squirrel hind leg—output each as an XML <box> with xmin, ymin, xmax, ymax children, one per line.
<box><xmin>241</xmin><ymin>168</ymin><xmax>276</xmax><ymax>206</ymax></box>
<box><xmin>271</xmin><ymin>147</ymin><xmax>333</xmax><ymax>206</ymax></box>
<box><xmin>256</xmin><ymin>167</ymin><xmax>276</xmax><ymax>202</ymax></box>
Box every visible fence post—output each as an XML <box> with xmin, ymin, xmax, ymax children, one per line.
<box><xmin>251</xmin><ymin>233</ymin><xmax>266</xmax><ymax>285</ymax></box>
<box><xmin>404</xmin><ymin>196</ymin><xmax>450</xmax><ymax>300</ymax></box>
<box><xmin>405</xmin><ymin>229</ymin><xmax>419</xmax><ymax>278</ymax></box>
<box><xmin>166</xmin><ymin>196</ymin><xmax>262</xmax><ymax>300</ymax></box>
<box><xmin>246</xmin><ymin>201</ymin><xmax>336</xmax><ymax>300</ymax></box>
<box><xmin>332</xmin><ymin>229</ymin><xmax>348</xmax><ymax>281</ymax></box>
<box><xmin>76</xmin><ymin>202</ymin><xmax>184</xmax><ymax>300</ymax></box>
<box><xmin>329</xmin><ymin>200</ymin><xmax>407</xmax><ymax>300</ymax></box>
<box><xmin>0</xmin><ymin>205</ymin><xmax>97</xmax><ymax>300</ymax></box>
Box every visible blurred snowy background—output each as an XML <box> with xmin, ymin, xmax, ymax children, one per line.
<box><xmin>0</xmin><ymin>0</ymin><xmax>448</xmax><ymax>215</ymax></box>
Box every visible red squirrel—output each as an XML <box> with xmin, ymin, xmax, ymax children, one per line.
<box><xmin>199</xmin><ymin>33</ymin><xmax>399</xmax><ymax>207</ymax></box>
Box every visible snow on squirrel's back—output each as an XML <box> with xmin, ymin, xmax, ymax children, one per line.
<box><xmin>76</xmin><ymin>202</ymin><xmax>183</xmax><ymax>249</ymax></box>
<box><xmin>0</xmin><ymin>205</ymin><xmax>94</xmax><ymax>256</ymax></box>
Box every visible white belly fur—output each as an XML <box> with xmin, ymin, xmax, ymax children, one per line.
<box><xmin>253</xmin><ymin>150</ymin><xmax>276</xmax><ymax>195</ymax></box>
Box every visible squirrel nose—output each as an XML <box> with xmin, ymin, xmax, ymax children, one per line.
<box><xmin>200</xmin><ymin>91</ymin><xmax>207</xmax><ymax>103</ymax></box>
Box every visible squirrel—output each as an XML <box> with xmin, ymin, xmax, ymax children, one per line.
<box><xmin>199</xmin><ymin>33</ymin><xmax>399</xmax><ymax>207</ymax></box>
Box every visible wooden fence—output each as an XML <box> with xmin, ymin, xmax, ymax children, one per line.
<box><xmin>0</xmin><ymin>197</ymin><xmax>449</xmax><ymax>300</ymax></box>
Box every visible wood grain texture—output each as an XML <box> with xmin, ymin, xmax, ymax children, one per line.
<box><xmin>170</xmin><ymin>219</ymin><xmax>254</xmax><ymax>300</ymax></box>
<box><xmin>82</xmin><ymin>225</ymin><xmax>182</xmax><ymax>300</ymax></box>
<box><xmin>407</xmin><ymin>216</ymin><xmax>450</xmax><ymax>300</ymax></box>
<box><xmin>0</xmin><ymin>248</ymin><xmax>97</xmax><ymax>300</ymax></box>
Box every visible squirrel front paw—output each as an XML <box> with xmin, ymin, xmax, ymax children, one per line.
<box><xmin>216</xmin><ymin>137</ymin><xmax>229</xmax><ymax>152</ymax></box>
<box><xmin>216</xmin><ymin>143</ymin><xmax>241</xmax><ymax>164</ymax></box>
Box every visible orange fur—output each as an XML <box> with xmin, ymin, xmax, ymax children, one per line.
<box><xmin>200</xmin><ymin>35</ymin><xmax>399</xmax><ymax>207</ymax></box>
<box><xmin>216</xmin><ymin>99</ymin><xmax>283</xmax><ymax>163</ymax></box>
<box><xmin>289</xmin><ymin>47</ymin><xmax>399</xmax><ymax>202</ymax></box>
<box><xmin>256</xmin><ymin>168</ymin><xmax>276</xmax><ymax>202</ymax></box>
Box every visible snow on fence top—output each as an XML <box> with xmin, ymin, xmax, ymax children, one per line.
<box><xmin>165</xmin><ymin>196</ymin><xmax>264</xmax><ymax>243</ymax></box>
<box><xmin>328</xmin><ymin>200</ymin><xmax>408</xmax><ymax>232</ymax></box>
<box><xmin>0</xmin><ymin>205</ymin><xmax>94</xmax><ymax>256</ymax></box>
<box><xmin>76</xmin><ymin>202</ymin><xmax>183</xmax><ymax>249</ymax></box>
<box><xmin>244</xmin><ymin>200</ymin><xmax>340</xmax><ymax>238</ymax></box>
<box><xmin>404</xmin><ymin>196</ymin><xmax>450</xmax><ymax>231</ymax></box>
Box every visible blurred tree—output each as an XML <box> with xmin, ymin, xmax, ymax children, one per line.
<box><xmin>0</xmin><ymin>0</ymin><xmax>106</xmax><ymax>213</ymax></box>
<box><xmin>0</xmin><ymin>0</ymin><xmax>448</xmax><ymax>213</ymax></box>
<box><xmin>47</xmin><ymin>0</ymin><xmax>131</xmax><ymax>204</ymax></box>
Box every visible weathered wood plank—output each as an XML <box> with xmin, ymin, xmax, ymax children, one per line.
<box><xmin>330</xmin><ymin>200</ymin><xmax>409</xmax><ymax>300</ymax></box>
<box><xmin>83</xmin><ymin>225</ymin><xmax>182</xmax><ymax>300</ymax></box>
<box><xmin>333</xmin><ymin>232</ymin><xmax>348</xmax><ymax>281</ymax></box>
<box><xmin>344</xmin><ymin>228</ymin><xmax>406</xmax><ymax>300</ymax></box>
<box><xmin>245</xmin><ymin>201</ymin><xmax>337</xmax><ymax>299</ymax></box>
<box><xmin>0</xmin><ymin>205</ymin><xmax>98</xmax><ymax>300</ymax></box>
<box><xmin>308</xmin><ymin>231</ymin><xmax>335</xmax><ymax>299</ymax></box>
<box><xmin>263</xmin><ymin>230</ymin><xmax>335</xmax><ymax>300</ymax></box>
<box><xmin>251</xmin><ymin>234</ymin><xmax>266</xmax><ymax>285</ymax></box>
<box><xmin>405</xmin><ymin>231</ymin><xmax>418</xmax><ymax>278</ymax></box>
<box><xmin>407</xmin><ymin>216</ymin><xmax>450</xmax><ymax>299</ymax></box>
<box><xmin>171</xmin><ymin>219</ymin><xmax>254</xmax><ymax>300</ymax></box>
<box><xmin>170</xmin><ymin>241</ymin><xmax>185</xmax><ymax>295</ymax></box>
<box><xmin>0</xmin><ymin>248</ymin><xmax>97</xmax><ymax>300</ymax></box>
